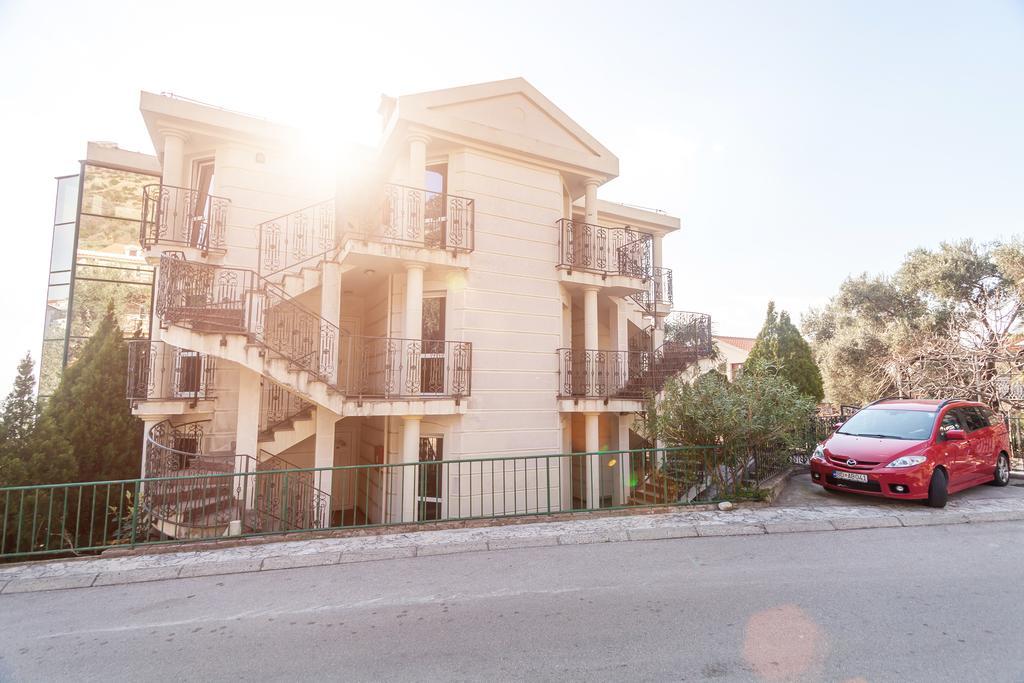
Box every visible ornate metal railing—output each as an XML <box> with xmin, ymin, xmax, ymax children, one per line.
<box><xmin>629</xmin><ymin>266</ymin><xmax>673</xmax><ymax>313</ymax></box>
<box><xmin>558</xmin><ymin>313</ymin><xmax>712</xmax><ymax>399</ymax></box>
<box><xmin>557</xmin><ymin>349</ymin><xmax>653</xmax><ymax>399</ymax></box>
<box><xmin>258</xmin><ymin>198</ymin><xmax>337</xmax><ymax>278</ymax></box>
<box><xmin>141</xmin><ymin>184</ymin><xmax>230</xmax><ymax>252</ymax></box>
<box><xmin>253</xmin><ymin>452</ymin><xmax>330</xmax><ymax>532</ymax></box>
<box><xmin>556</xmin><ymin>218</ymin><xmax>653</xmax><ymax>278</ymax></box>
<box><xmin>126</xmin><ymin>340</ymin><xmax>216</xmax><ymax>402</ymax></box>
<box><xmin>155</xmin><ymin>255</ymin><xmax>340</xmax><ymax>386</ymax></box>
<box><xmin>346</xmin><ymin>183</ymin><xmax>474</xmax><ymax>253</ymax></box>
<box><xmin>259</xmin><ymin>382</ymin><xmax>313</xmax><ymax>435</ymax></box>
<box><xmin>339</xmin><ymin>336</ymin><xmax>473</xmax><ymax>399</ymax></box>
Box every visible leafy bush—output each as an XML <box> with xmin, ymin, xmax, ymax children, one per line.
<box><xmin>645</xmin><ymin>370</ymin><xmax>816</xmax><ymax>450</ymax></box>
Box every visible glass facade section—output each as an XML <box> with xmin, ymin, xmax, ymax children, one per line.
<box><xmin>38</xmin><ymin>162</ymin><xmax>159</xmax><ymax>397</ymax></box>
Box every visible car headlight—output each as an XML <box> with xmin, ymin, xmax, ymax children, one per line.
<box><xmin>885</xmin><ymin>455</ymin><xmax>927</xmax><ymax>468</ymax></box>
<box><xmin>811</xmin><ymin>445</ymin><xmax>826</xmax><ymax>462</ymax></box>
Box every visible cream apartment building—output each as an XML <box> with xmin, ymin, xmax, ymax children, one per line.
<box><xmin>124</xmin><ymin>78</ymin><xmax>713</xmax><ymax>537</ymax></box>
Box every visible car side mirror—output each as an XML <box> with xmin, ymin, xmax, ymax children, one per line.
<box><xmin>944</xmin><ymin>429</ymin><xmax>966</xmax><ymax>441</ymax></box>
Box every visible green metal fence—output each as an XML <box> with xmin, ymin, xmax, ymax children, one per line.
<box><xmin>0</xmin><ymin>445</ymin><xmax>795</xmax><ymax>561</ymax></box>
<box><xmin>1009</xmin><ymin>415</ymin><xmax>1024</xmax><ymax>471</ymax></box>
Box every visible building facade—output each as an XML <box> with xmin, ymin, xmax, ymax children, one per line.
<box><xmin>40</xmin><ymin>143</ymin><xmax>160</xmax><ymax>397</ymax></box>
<box><xmin>102</xmin><ymin>79</ymin><xmax>713</xmax><ymax>537</ymax></box>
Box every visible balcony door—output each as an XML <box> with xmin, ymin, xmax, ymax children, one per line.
<box><xmin>423</xmin><ymin>164</ymin><xmax>447</xmax><ymax>249</ymax></box>
<box><xmin>421</xmin><ymin>295</ymin><xmax>446</xmax><ymax>394</ymax></box>
<box><xmin>417</xmin><ymin>435</ymin><xmax>443</xmax><ymax>521</ymax></box>
<box><xmin>173</xmin><ymin>350</ymin><xmax>208</xmax><ymax>399</ymax></box>
<box><xmin>190</xmin><ymin>159</ymin><xmax>216</xmax><ymax>248</ymax></box>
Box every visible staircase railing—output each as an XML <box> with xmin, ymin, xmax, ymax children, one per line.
<box><xmin>557</xmin><ymin>218</ymin><xmax>652</xmax><ymax>277</ymax></box>
<box><xmin>628</xmin><ymin>266</ymin><xmax>673</xmax><ymax>314</ymax></box>
<box><xmin>257</xmin><ymin>198</ymin><xmax>337</xmax><ymax>279</ymax></box>
<box><xmin>252</xmin><ymin>452</ymin><xmax>330</xmax><ymax>531</ymax></box>
<box><xmin>141</xmin><ymin>183</ymin><xmax>230</xmax><ymax>253</ymax></box>
<box><xmin>155</xmin><ymin>255</ymin><xmax>340</xmax><ymax>386</ymax></box>
<box><xmin>259</xmin><ymin>382</ymin><xmax>313</xmax><ymax>436</ymax></box>
<box><xmin>126</xmin><ymin>340</ymin><xmax>216</xmax><ymax>402</ymax></box>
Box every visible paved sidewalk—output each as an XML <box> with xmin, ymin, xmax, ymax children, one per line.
<box><xmin>2</xmin><ymin>474</ymin><xmax>1023</xmax><ymax>595</ymax></box>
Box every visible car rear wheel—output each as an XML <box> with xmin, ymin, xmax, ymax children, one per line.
<box><xmin>926</xmin><ymin>469</ymin><xmax>948</xmax><ymax>508</ymax></box>
<box><xmin>991</xmin><ymin>453</ymin><xmax>1010</xmax><ymax>487</ymax></box>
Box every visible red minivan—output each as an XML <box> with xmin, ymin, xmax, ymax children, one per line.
<box><xmin>810</xmin><ymin>398</ymin><xmax>1013</xmax><ymax>508</ymax></box>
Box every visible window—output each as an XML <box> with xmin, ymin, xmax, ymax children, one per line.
<box><xmin>837</xmin><ymin>408</ymin><xmax>937</xmax><ymax>440</ymax></box>
<box><xmin>961</xmin><ymin>407</ymin><xmax>988</xmax><ymax>432</ymax></box>
<box><xmin>939</xmin><ymin>411</ymin><xmax>964</xmax><ymax>438</ymax></box>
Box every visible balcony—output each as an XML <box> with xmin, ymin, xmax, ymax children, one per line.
<box><xmin>557</xmin><ymin>349</ymin><xmax>652</xmax><ymax>401</ymax></box>
<box><xmin>557</xmin><ymin>218</ymin><xmax>652</xmax><ymax>278</ymax></box>
<box><xmin>339</xmin><ymin>336</ymin><xmax>472</xmax><ymax>402</ymax></box>
<box><xmin>141</xmin><ymin>183</ymin><xmax>230</xmax><ymax>255</ymax></box>
<box><xmin>127</xmin><ymin>340</ymin><xmax>216</xmax><ymax>411</ymax></box>
<box><xmin>340</xmin><ymin>184</ymin><xmax>474</xmax><ymax>265</ymax></box>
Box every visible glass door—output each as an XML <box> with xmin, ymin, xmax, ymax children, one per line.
<box><xmin>417</xmin><ymin>436</ymin><xmax>443</xmax><ymax>521</ymax></box>
<box><xmin>421</xmin><ymin>295</ymin><xmax>446</xmax><ymax>394</ymax></box>
<box><xmin>190</xmin><ymin>159</ymin><xmax>215</xmax><ymax>248</ymax></box>
<box><xmin>424</xmin><ymin>164</ymin><xmax>447</xmax><ymax>249</ymax></box>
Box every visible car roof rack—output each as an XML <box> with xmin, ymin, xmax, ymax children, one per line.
<box><xmin>936</xmin><ymin>397</ymin><xmax>968</xmax><ymax>411</ymax></box>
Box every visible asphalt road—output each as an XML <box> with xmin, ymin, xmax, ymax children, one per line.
<box><xmin>2</xmin><ymin>521</ymin><xmax>1023</xmax><ymax>682</ymax></box>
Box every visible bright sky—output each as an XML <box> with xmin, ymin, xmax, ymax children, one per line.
<box><xmin>1</xmin><ymin>0</ymin><xmax>1022</xmax><ymax>392</ymax></box>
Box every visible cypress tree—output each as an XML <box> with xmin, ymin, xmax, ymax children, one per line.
<box><xmin>44</xmin><ymin>305</ymin><xmax>143</xmax><ymax>482</ymax></box>
<box><xmin>746</xmin><ymin>301</ymin><xmax>825</xmax><ymax>402</ymax></box>
<box><xmin>0</xmin><ymin>353</ymin><xmax>74</xmax><ymax>487</ymax></box>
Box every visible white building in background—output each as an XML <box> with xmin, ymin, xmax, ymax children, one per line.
<box><xmin>121</xmin><ymin>78</ymin><xmax>714</xmax><ymax>536</ymax></box>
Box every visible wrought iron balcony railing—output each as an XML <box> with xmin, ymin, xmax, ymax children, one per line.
<box><xmin>558</xmin><ymin>313</ymin><xmax>712</xmax><ymax>399</ymax></box>
<box><xmin>339</xmin><ymin>336</ymin><xmax>473</xmax><ymax>400</ymax></box>
<box><xmin>558</xmin><ymin>349</ymin><xmax>653</xmax><ymax>399</ymax></box>
<box><xmin>126</xmin><ymin>340</ymin><xmax>216</xmax><ymax>402</ymax></box>
<box><xmin>258</xmin><ymin>198</ymin><xmax>337</xmax><ymax>278</ymax></box>
<box><xmin>141</xmin><ymin>184</ymin><xmax>230</xmax><ymax>253</ymax></box>
<box><xmin>628</xmin><ymin>266</ymin><xmax>673</xmax><ymax>314</ymax></box>
<box><xmin>346</xmin><ymin>183</ymin><xmax>474</xmax><ymax>253</ymax></box>
<box><xmin>556</xmin><ymin>218</ymin><xmax>653</xmax><ymax>278</ymax></box>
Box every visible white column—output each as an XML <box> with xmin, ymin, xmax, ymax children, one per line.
<box><xmin>584</xmin><ymin>178</ymin><xmax>600</xmax><ymax>225</ymax></box>
<box><xmin>160</xmin><ymin>130</ymin><xmax>188</xmax><ymax>188</ymax></box>
<box><xmin>408</xmin><ymin>134</ymin><xmax>430</xmax><ymax>245</ymax></box>
<box><xmin>584</xmin><ymin>287</ymin><xmax>599</xmax><ymax>395</ymax></box>
<box><xmin>314</xmin><ymin>407</ymin><xmax>339</xmax><ymax>527</ymax></box>
<box><xmin>404</xmin><ymin>264</ymin><xmax>425</xmax><ymax>340</ymax></box>
<box><xmin>585</xmin><ymin>412</ymin><xmax>601</xmax><ymax>509</ymax></box>
<box><xmin>321</xmin><ymin>261</ymin><xmax>342</xmax><ymax>385</ymax></box>
<box><xmin>408</xmin><ymin>134</ymin><xmax>429</xmax><ymax>187</ymax></box>
<box><xmin>234</xmin><ymin>367</ymin><xmax>261</xmax><ymax>512</ymax></box>
<box><xmin>615</xmin><ymin>414</ymin><xmax>634</xmax><ymax>505</ymax></box>
<box><xmin>400</xmin><ymin>416</ymin><xmax>422</xmax><ymax>522</ymax></box>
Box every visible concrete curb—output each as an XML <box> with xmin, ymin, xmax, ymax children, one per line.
<box><xmin>3</xmin><ymin>506</ymin><xmax>1023</xmax><ymax>595</ymax></box>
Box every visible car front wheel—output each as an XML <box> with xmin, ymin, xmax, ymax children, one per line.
<box><xmin>991</xmin><ymin>453</ymin><xmax>1010</xmax><ymax>487</ymax></box>
<box><xmin>926</xmin><ymin>469</ymin><xmax>948</xmax><ymax>508</ymax></box>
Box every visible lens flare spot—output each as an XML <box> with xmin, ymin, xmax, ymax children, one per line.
<box><xmin>607</xmin><ymin>458</ymin><xmax>617</xmax><ymax>467</ymax></box>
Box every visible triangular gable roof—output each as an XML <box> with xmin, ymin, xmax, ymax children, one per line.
<box><xmin>387</xmin><ymin>78</ymin><xmax>619</xmax><ymax>179</ymax></box>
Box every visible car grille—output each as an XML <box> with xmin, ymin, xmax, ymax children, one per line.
<box><xmin>825</xmin><ymin>474</ymin><xmax>882</xmax><ymax>492</ymax></box>
<box><xmin>827</xmin><ymin>455</ymin><xmax>881</xmax><ymax>470</ymax></box>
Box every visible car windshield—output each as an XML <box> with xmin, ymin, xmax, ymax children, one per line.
<box><xmin>836</xmin><ymin>408</ymin><xmax>937</xmax><ymax>440</ymax></box>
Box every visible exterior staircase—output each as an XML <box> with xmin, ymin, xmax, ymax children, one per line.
<box><xmin>143</xmin><ymin>419</ymin><xmax>328</xmax><ymax>540</ymax></box>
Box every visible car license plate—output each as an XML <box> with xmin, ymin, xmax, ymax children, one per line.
<box><xmin>833</xmin><ymin>470</ymin><xmax>868</xmax><ymax>483</ymax></box>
